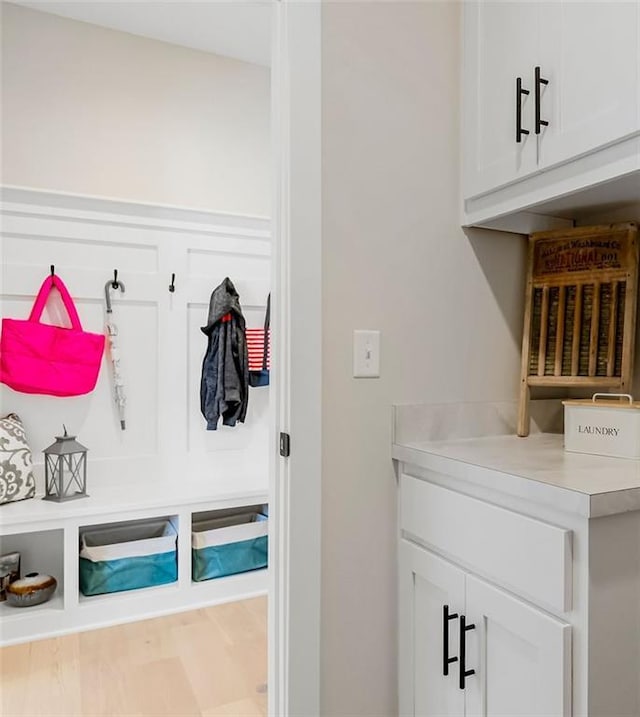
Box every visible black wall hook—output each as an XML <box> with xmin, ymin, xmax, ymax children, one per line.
<box><xmin>111</xmin><ymin>269</ymin><xmax>119</xmax><ymax>289</ymax></box>
<box><xmin>169</xmin><ymin>273</ymin><xmax>176</xmax><ymax>293</ymax></box>
<box><xmin>50</xmin><ymin>265</ymin><xmax>55</xmax><ymax>277</ymax></box>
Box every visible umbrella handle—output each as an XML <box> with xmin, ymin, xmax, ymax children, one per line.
<box><xmin>104</xmin><ymin>276</ymin><xmax>125</xmax><ymax>313</ymax></box>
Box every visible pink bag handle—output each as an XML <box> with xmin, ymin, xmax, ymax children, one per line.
<box><xmin>28</xmin><ymin>275</ymin><xmax>83</xmax><ymax>330</ymax></box>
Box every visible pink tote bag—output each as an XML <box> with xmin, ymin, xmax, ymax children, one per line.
<box><xmin>0</xmin><ymin>274</ymin><xmax>105</xmax><ymax>396</ymax></box>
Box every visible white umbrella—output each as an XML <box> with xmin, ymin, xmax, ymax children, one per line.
<box><xmin>104</xmin><ymin>277</ymin><xmax>126</xmax><ymax>430</ymax></box>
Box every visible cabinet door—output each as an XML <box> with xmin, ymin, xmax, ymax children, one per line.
<box><xmin>538</xmin><ymin>1</ymin><xmax>639</xmax><ymax>169</ymax></box>
<box><xmin>399</xmin><ymin>540</ymin><xmax>465</xmax><ymax>717</ymax></box>
<box><xmin>465</xmin><ymin>576</ymin><xmax>571</xmax><ymax>717</ymax></box>
<box><xmin>463</xmin><ymin>1</ymin><xmax>540</xmax><ymax>199</ymax></box>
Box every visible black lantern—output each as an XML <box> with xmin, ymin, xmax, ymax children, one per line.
<box><xmin>43</xmin><ymin>427</ymin><xmax>88</xmax><ymax>502</ymax></box>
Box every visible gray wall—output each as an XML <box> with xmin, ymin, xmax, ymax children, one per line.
<box><xmin>321</xmin><ymin>3</ymin><xmax>527</xmax><ymax>714</ymax></box>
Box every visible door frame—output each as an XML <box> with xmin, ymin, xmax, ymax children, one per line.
<box><xmin>269</xmin><ymin>2</ymin><xmax>322</xmax><ymax>716</ymax></box>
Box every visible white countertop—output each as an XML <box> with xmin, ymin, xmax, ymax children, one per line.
<box><xmin>393</xmin><ymin>433</ymin><xmax>640</xmax><ymax>518</ymax></box>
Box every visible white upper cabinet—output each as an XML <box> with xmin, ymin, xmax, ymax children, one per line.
<box><xmin>538</xmin><ymin>2</ymin><xmax>639</xmax><ymax>169</ymax></box>
<box><xmin>463</xmin><ymin>2</ymin><xmax>540</xmax><ymax>198</ymax></box>
<box><xmin>463</xmin><ymin>0</ymin><xmax>640</xmax><ymax>205</ymax></box>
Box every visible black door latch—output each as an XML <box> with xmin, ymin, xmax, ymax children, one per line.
<box><xmin>279</xmin><ymin>432</ymin><xmax>291</xmax><ymax>457</ymax></box>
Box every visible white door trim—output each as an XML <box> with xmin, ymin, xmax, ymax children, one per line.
<box><xmin>269</xmin><ymin>2</ymin><xmax>322</xmax><ymax>717</ymax></box>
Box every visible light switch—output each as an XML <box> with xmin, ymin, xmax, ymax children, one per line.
<box><xmin>353</xmin><ymin>330</ymin><xmax>380</xmax><ymax>378</ymax></box>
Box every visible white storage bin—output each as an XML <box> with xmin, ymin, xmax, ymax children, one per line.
<box><xmin>563</xmin><ymin>394</ymin><xmax>640</xmax><ymax>460</ymax></box>
<box><xmin>192</xmin><ymin>511</ymin><xmax>268</xmax><ymax>581</ymax></box>
<box><xmin>79</xmin><ymin>518</ymin><xmax>178</xmax><ymax>596</ymax></box>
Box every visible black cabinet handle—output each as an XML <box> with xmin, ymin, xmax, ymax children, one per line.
<box><xmin>459</xmin><ymin>615</ymin><xmax>476</xmax><ymax>690</ymax></box>
<box><xmin>535</xmin><ymin>66</ymin><xmax>549</xmax><ymax>134</ymax></box>
<box><xmin>442</xmin><ymin>605</ymin><xmax>459</xmax><ymax>676</ymax></box>
<box><xmin>516</xmin><ymin>77</ymin><xmax>530</xmax><ymax>143</ymax></box>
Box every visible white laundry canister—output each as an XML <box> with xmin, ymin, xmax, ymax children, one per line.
<box><xmin>563</xmin><ymin>394</ymin><xmax>640</xmax><ymax>459</ymax></box>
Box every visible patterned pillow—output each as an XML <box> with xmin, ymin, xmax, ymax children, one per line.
<box><xmin>0</xmin><ymin>414</ymin><xmax>36</xmax><ymax>505</ymax></box>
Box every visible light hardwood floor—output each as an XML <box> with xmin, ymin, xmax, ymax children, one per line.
<box><xmin>0</xmin><ymin>597</ymin><xmax>267</xmax><ymax>717</ymax></box>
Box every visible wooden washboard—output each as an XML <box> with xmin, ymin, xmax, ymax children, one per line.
<box><xmin>518</xmin><ymin>222</ymin><xmax>639</xmax><ymax>437</ymax></box>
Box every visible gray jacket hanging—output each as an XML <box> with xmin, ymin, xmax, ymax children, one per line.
<box><xmin>200</xmin><ymin>278</ymin><xmax>249</xmax><ymax>430</ymax></box>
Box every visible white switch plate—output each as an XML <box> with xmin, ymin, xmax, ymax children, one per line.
<box><xmin>353</xmin><ymin>330</ymin><xmax>380</xmax><ymax>378</ymax></box>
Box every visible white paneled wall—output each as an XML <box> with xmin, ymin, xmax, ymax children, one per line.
<box><xmin>0</xmin><ymin>188</ymin><xmax>270</xmax><ymax>491</ymax></box>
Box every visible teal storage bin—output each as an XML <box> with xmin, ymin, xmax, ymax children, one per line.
<box><xmin>192</xmin><ymin>511</ymin><xmax>268</xmax><ymax>581</ymax></box>
<box><xmin>79</xmin><ymin>519</ymin><xmax>177</xmax><ymax>596</ymax></box>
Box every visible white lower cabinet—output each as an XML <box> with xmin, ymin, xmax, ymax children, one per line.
<box><xmin>396</xmin><ymin>448</ymin><xmax>640</xmax><ymax>717</ymax></box>
<box><xmin>400</xmin><ymin>540</ymin><xmax>572</xmax><ymax>717</ymax></box>
<box><xmin>399</xmin><ymin>540</ymin><xmax>465</xmax><ymax>717</ymax></box>
<box><xmin>465</xmin><ymin>575</ymin><xmax>571</xmax><ymax>717</ymax></box>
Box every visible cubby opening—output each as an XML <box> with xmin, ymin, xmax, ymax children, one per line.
<box><xmin>78</xmin><ymin>516</ymin><xmax>179</xmax><ymax>600</ymax></box>
<box><xmin>191</xmin><ymin>504</ymin><xmax>268</xmax><ymax>584</ymax></box>
<box><xmin>0</xmin><ymin>529</ymin><xmax>64</xmax><ymax>616</ymax></box>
